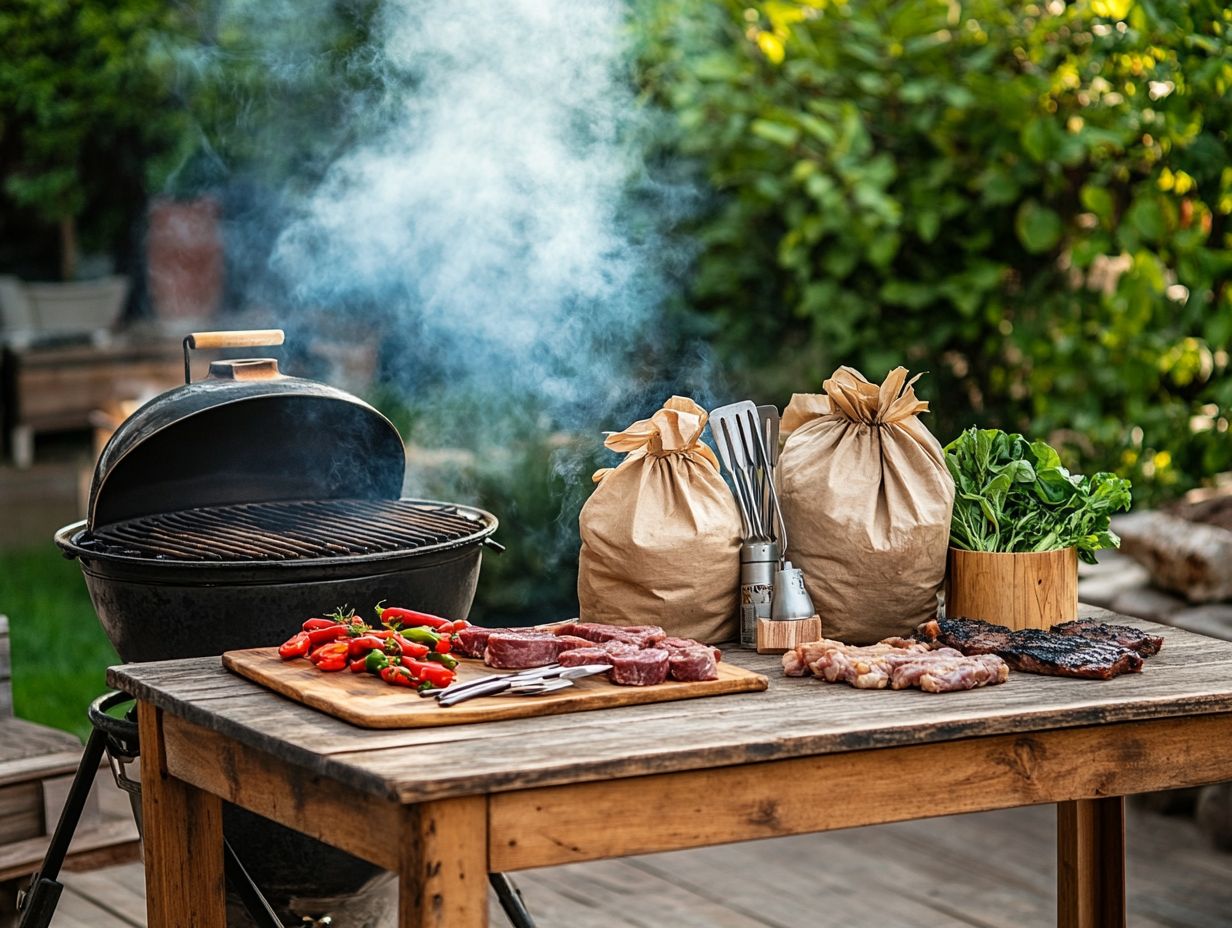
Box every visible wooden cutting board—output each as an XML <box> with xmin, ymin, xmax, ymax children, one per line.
<box><xmin>222</xmin><ymin>648</ymin><xmax>769</xmax><ymax>729</ymax></box>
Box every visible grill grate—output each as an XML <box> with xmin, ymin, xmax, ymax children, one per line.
<box><xmin>78</xmin><ymin>499</ymin><xmax>490</xmax><ymax>562</ymax></box>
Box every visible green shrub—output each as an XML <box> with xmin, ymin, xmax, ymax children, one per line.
<box><xmin>0</xmin><ymin>0</ymin><xmax>187</xmax><ymax>278</ymax></box>
<box><xmin>634</xmin><ymin>0</ymin><xmax>1232</xmax><ymax>504</ymax></box>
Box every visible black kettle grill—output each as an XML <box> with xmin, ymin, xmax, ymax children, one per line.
<box><xmin>41</xmin><ymin>330</ymin><xmax>525</xmax><ymax>926</ymax></box>
<box><xmin>55</xmin><ymin>329</ymin><xmax>501</xmax><ymax>663</ymax></box>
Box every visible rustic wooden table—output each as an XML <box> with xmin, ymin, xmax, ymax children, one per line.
<box><xmin>109</xmin><ymin>608</ymin><xmax>1232</xmax><ymax>928</ymax></box>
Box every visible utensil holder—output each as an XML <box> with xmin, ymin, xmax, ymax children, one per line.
<box><xmin>756</xmin><ymin>615</ymin><xmax>823</xmax><ymax>654</ymax></box>
<box><xmin>944</xmin><ymin>547</ymin><xmax>1078</xmax><ymax>630</ymax></box>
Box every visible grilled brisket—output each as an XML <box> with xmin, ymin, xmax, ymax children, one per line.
<box><xmin>916</xmin><ymin>618</ymin><xmax>1146</xmax><ymax>680</ymax></box>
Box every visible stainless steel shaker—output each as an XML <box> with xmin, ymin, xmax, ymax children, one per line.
<box><xmin>740</xmin><ymin>541</ymin><xmax>779</xmax><ymax>647</ymax></box>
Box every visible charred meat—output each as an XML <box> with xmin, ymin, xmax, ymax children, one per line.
<box><xmin>916</xmin><ymin>618</ymin><xmax>1146</xmax><ymax>680</ymax></box>
<box><xmin>1050</xmin><ymin>618</ymin><xmax>1163</xmax><ymax>657</ymax></box>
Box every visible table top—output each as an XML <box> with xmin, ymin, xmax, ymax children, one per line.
<box><xmin>109</xmin><ymin>607</ymin><xmax>1232</xmax><ymax>804</ymax></box>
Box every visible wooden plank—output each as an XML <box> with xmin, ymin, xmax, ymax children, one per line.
<box><xmin>0</xmin><ymin>781</ymin><xmax>42</xmax><ymax>844</ymax></box>
<box><xmin>138</xmin><ymin>704</ymin><xmax>225</xmax><ymax>928</ymax></box>
<box><xmin>1058</xmin><ymin>798</ymin><xmax>1126</xmax><ymax>928</ymax></box>
<box><xmin>223</xmin><ymin>647</ymin><xmax>767</xmax><ymax>729</ymax></box>
<box><xmin>110</xmin><ymin>615</ymin><xmax>1232</xmax><ymax>803</ymax></box>
<box><xmin>399</xmin><ymin>797</ymin><xmax>488</xmax><ymax>928</ymax></box>
<box><xmin>488</xmin><ymin>712</ymin><xmax>1232</xmax><ymax>871</ymax></box>
<box><xmin>0</xmin><ymin>716</ymin><xmax>83</xmax><ymax>770</ymax></box>
<box><xmin>0</xmin><ymin>818</ymin><xmax>141</xmax><ymax>882</ymax></box>
<box><xmin>159</xmin><ymin>713</ymin><xmax>401</xmax><ymax>870</ymax></box>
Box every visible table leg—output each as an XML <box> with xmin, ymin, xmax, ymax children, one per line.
<box><xmin>138</xmin><ymin>703</ymin><xmax>226</xmax><ymax>928</ymax></box>
<box><xmin>1057</xmin><ymin>797</ymin><xmax>1126</xmax><ymax>928</ymax></box>
<box><xmin>399</xmin><ymin>796</ymin><xmax>489</xmax><ymax>928</ymax></box>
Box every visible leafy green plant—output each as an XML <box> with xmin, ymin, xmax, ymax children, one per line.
<box><xmin>633</xmin><ymin>0</ymin><xmax>1232</xmax><ymax>505</ymax></box>
<box><xmin>946</xmin><ymin>427</ymin><xmax>1132</xmax><ymax>564</ymax></box>
<box><xmin>0</xmin><ymin>0</ymin><xmax>189</xmax><ymax>279</ymax></box>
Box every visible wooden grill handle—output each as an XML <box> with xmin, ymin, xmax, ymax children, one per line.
<box><xmin>183</xmin><ymin>329</ymin><xmax>286</xmax><ymax>383</ymax></box>
<box><xmin>187</xmin><ymin>330</ymin><xmax>285</xmax><ymax>350</ymax></box>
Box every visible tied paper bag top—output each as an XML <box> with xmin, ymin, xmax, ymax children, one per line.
<box><xmin>779</xmin><ymin>367</ymin><xmax>954</xmax><ymax>644</ymax></box>
<box><xmin>578</xmin><ymin>396</ymin><xmax>741</xmax><ymax>644</ymax></box>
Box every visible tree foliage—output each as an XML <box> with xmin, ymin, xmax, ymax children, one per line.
<box><xmin>634</xmin><ymin>0</ymin><xmax>1232</xmax><ymax>503</ymax></box>
<box><xmin>0</xmin><ymin>0</ymin><xmax>185</xmax><ymax>275</ymax></box>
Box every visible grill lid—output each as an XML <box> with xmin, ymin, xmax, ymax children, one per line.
<box><xmin>69</xmin><ymin>499</ymin><xmax>497</xmax><ymax>565</ymax></box>
<box><xmin>88</xmin><ymin>330</ymin><xmax>406</xmax><ymax>530</ymax></box>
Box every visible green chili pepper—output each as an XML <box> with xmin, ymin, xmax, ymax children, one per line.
<box><xmin>426</xmin><ymin>651</ymin><xmax>458</xmax><ymax>670</ymax></box>
<box><xmin>365</xmin><ymin>649</ymin><xmax>391</xmax><ymax>675</ymax></box>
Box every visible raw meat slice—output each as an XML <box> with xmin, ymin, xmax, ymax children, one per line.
<box><xmin>782</xmin><ymin>637</ymin><xmax>1007</xmax><ymax>692</ymax></box>
<box><xmin>609</xmin><ymin>649</ymin><xmax>670</xmax><ymax>686</ymax></box>
<box><xmin>453</xmin><ymin>625</ymin><xmax>520</xmax><ymax>658</ymax></box>
<box><xmin>484</xmin><ymin>632</ymin><xmax>590</xmax><ymax>669</ymax></box>
<box><xmin>558</xmin><ymin>647</ymin><xmax>615</xmax><ymax>669</ymax></box>
<box><xmin>661</xmin><ymin>637</ymin><xmax>723</xmax><ymax>662</ymax></box>
<box><xmin>668</xmin><ymin>646</ymin><xmax>718</xmax><ymax>682</ymax></box>
<box><xmin>559</xmin><ymin>623</ymin><xmax>667</xmax><ymax>647</ymax></box>
<box><xmin>880</xmin><ymin>650</ymin><xmax>1008</xmax><ymax>692</ymax></box>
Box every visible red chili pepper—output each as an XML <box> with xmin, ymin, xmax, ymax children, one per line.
<box><xmin>278</xmin><ymin>631</ymin><xmax>310</xmax><ymax>660</ymax></box>
<box><xmin>307</xmin><ymin>624</ymin><xmax>352</xmax><ymax>648</ymax></box>
<box><xmin>435</xmin><ymin>637</ymin><xmax>452</xmax><ymax>654</ymax></box>
<box><xmin>380</xmin><ymin>665</ymin><xmax>419</xmax><ymax>688</ymax></box>
<box><xmin>302</xmin><ymin>617</ymin><xmax>339</xmax><ymax>631</ymax></box>
<box><xmin>383</xmin><ymin>635</ymin><xmax>431</xmax><ymax>660</ymax></box>
<box><xmin>348</xmin><ymin>634</ymin><xmax>386</xmax><ymax>657</ymax></box>
<box><xmin>375</xmin><ymin>605</ymin><xmax>453</xmax><ymax>630</ymax></box>
<box><xmin>398</xmin><ymin>658</ymin><xmax>455</xmax><ymax>689</ymax></box>
<box><xmin>349</xmin><ymin>658</ymin><xmax>371</xmax><ymax>673</ymax></box>
<box><xmin>309</xmin><ymin>641</ymin><xmax>350</xmax><ymax>672</ymax></box>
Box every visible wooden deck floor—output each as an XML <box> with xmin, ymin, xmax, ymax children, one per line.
<box><xmin>49</xmin><ymin>801</ymin><xmax>1232</xmax><ymax>928</ymax></box>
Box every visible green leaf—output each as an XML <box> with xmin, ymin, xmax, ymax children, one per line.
<box><xmin>750</xmin><ymin>119</ymin><xmax>800</xmax><ymax>147</ymax></box>
<box><xmin>1126</xmin><ymin>195</ymin><xmax>1165</xmax><ymax>243</ymax></box>
<box><xmin>1080</xmin><ymin>184</ymin><xmax>1114</xmax><ymax>222</ymax></box>
<box><xmin>1015</xmin><ymin>200</ymin><xmax>1063</xmax><ymax>254</ymax></box>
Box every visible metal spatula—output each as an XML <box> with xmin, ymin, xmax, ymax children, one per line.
<box><xmin>710</xmin><ymin>401</ymin><xmax>767</xmax><ymax>541</ymax></box>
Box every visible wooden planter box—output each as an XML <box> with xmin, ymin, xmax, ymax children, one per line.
<box><xmin>945</xmin><ymin>547</ymin><xmax>1078</xmax><ymax>630</ymax></box>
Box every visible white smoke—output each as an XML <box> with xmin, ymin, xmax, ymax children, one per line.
<box><xmin>272</xmin><ymin>0</ymin><xmax>673</xmax><ymax>425</ymax></box>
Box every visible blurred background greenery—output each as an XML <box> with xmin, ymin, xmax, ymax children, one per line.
<box><xmin>2</xmin><ymin>0</ymin><xmax>1230</xmax><ymax>732</ymax></box>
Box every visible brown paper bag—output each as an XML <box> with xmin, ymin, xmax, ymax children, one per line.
<box><xmin>577</xmin><ymin>396</ymin><xmax>741</xmax><ymax>643</ymax></box>
<box><xmin>779</xmin><ymin>367</ymin><xmax>954</xmax><ymax>644</ymax></box>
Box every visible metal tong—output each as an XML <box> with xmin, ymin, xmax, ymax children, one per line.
<box><xmin>432</xmin><ymin>663</ymin><xmax>613</xmax><ymax>707</ymax></box>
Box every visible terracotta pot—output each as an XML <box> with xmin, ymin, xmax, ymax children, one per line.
<box><xmin>147</xmin><ymin>197</ymin><xmax>223</xmax><ymax>322</ymax></box>
<box><xmin>944</xmin><ymin>546</ymin><xmax>1078</xmax><ymax>630</ymax></box>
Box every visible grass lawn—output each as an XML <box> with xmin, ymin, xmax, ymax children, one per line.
<box><xmin>0</xmin><ymin>546</ymin><xmax>117</xmax><ymax>740</ymax></box>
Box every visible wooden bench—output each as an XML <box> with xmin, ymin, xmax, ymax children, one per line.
<box><xmin>0</xmin><ymin>615</ymin><xmax>141</xmax><ymax>927</ymax></box>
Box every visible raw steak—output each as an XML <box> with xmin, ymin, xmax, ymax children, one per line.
<box><xmin>609</xmin><ymin>649</ymin><xmax>670</xmax><ymax>686</ymax></box>
<box><xmin>484</xmin><ymin>633</ymin><xmax>592</xmax><ymax>669</ymax></box>
<box><xmin>557</xmin><ymin>639</ymin><xmax>638</xmax><ymax>668</ymax></box>
<box><xmin>558</xmin><ymin>647</ymin><xmax>615</xmax><ymax>670</ymax></box>
<box><xmin>661</xmin><ymin>637</ymin><xmax>722</xmax><ymax>662</ymax></box>
<box><xmin>1050</xmin><ymin>618</ymin><xmax>1164</xmax><ymax>657</ymax></box>
<box><xmin>558</xmin><ymin>623</ymin><xmax>667</xmax><ymax>647</ymax></box>
<box><xmin>667</xmin><ymin>646</ymin><xmax>718</xmax><ymax>682</ymax></box>
<box><xmin>454</xmin><ymin>625</ymin><xmax>520</xmax><ymax>658</ymax></box>
<box><xmin>916</xmin><ymin>618</ymin><xmax>1145</xmax><ymax>680</ymax></box>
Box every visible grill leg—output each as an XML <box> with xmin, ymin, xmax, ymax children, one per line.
<box><xmin>16</xmin><ymin>726</ymin><xmax>109</xmax><ymax>927</ymax></box>
<box><xmin>489</xmin><ymin>874</ymin><xmax>536</xmax><ymax>928</ymax></box>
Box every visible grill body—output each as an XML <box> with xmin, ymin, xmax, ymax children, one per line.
<box><xmin>55</xmin><ymin>499</ymin><xmax>498</xmax><ymax>663</ymax></box>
